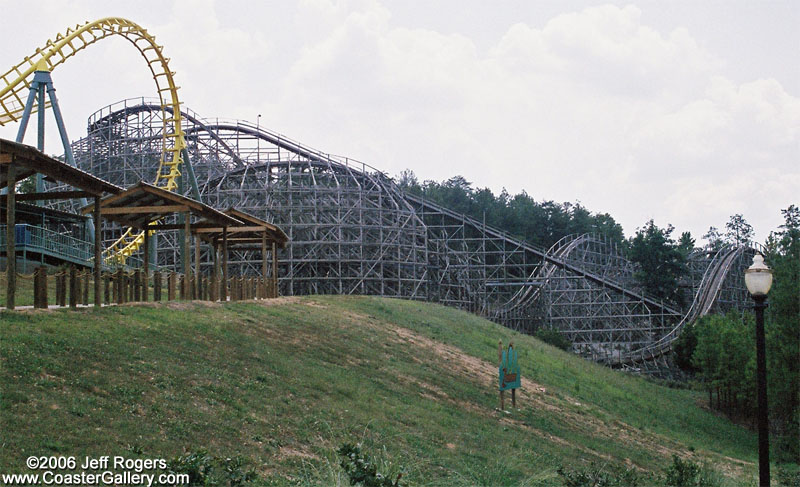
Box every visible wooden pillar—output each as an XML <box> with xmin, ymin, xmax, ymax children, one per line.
<box><xmin>82</xmin><ymin>270</ymin><xmax>89</xmax><ymax>305</ymax></box>
<box><xmin>212</xmin><ymin>239</ymin><xmax>219</xmax><ymax>301</ymax></box>
<box><xmin>184</xmin><ymin>212</ymin><xmax>191</xmax><ymax>299</ymax></box>
<box><xmin>194</xmin><ymin>234</ymin><xmax>201</xmax><ymax>300</ymax></box>
<box><xmin>93</xmin><ymin>196</ymin><xmax>102</xmax><ymax>307</ymax></box>
<box><xmin>153</xmin><ymin>271</ymin><xmax>162</xmax><ymax>301</ymax></box>
<box><xmin>115</xmin><ymin>269</ymin><xmax>124</xmax><ymax>305</ymax></box>
<box><xmin>133</xmin><ymin>270</ymin><xmax>141</xmax><ymax>301</ymax></box>
<box><xmin>271</xmin><ymin>241</ymin><xmax>278</xmax><ymax>298</ymax></box>
<box><xmin>5</xmin><ymin>161</ymin><xmax>16</xmax><ymax>309</ymax></box>
<box><xmin>103</xmin><ymin>272</ymin><xmax>110</xmax><ymax>304</ymax></box>
<box><xmin>222</xmin><ymin>227</ymin><xmax>228</xmax><ymax>301</ymax></box>
<box><xmin>143</xmin><ymin>229</ymin><xmax>150</xmax><ymax>302</ymax></box>
<box><xmin>166</xmin><ymin>272</ymin><xmax>172</xmax><ymax>301</ymax></box>
<box><xmin>261</xmin><ymin>233</ymin><xmax>267</xmax><ymax>299</ymax></box>
<box><xmin>34</xmin><ymin>266</ymin><xmax>47</xmax><ymax>309</ymax></box>
<box><xmin>69</xmin><ymin>266</ymin><xmax>77</xmax><ymax>308</ymax></box>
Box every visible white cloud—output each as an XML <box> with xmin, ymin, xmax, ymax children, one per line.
<box><xmin>270</xmin><ymin>2</ymin><xmax>798</xmax><ymax>242</ymax></box>
<box><xmin>0</xmin><ymin>1</ymin><xmax>796</xmax><ymax>243</ymax></box>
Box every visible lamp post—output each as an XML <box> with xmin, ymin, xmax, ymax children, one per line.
<box><xmin>744</xmin><ymin>253</ymin><xmax>773</xmax><ymax>487</ymax></box>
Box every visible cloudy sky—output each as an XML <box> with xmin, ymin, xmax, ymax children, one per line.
<box><xmin>1</xmin><ymin>0</ymin><xmax>797</xmax><ymax>243</ymax></box>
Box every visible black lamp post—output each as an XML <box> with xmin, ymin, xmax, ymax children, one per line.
<box><xmin>744</xmin><ymin>253</ymin><xmax>773</xmax><ymax>487</ymax></box>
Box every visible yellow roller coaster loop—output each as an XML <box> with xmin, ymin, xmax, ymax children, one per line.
<box><xmin>0</xmin><ymin>17</ymin><xmax>185</xmax><ymax>264</ymax></box>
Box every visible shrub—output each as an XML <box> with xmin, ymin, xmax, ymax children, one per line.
<box><xmin>556</xmin><ymin>462</ymin><xmax>642</xmax><ymax>486</ymax></box>
<box><xmin>535</xmin><ymin>329</ymin><xmax>572</xmax><ymax>352</ymax></box>
<box><xmin>777</xmin><ymin>464</ymin><xmax>800</xmax><ymax>487</ymax></box>
<box><xmin>663</xmin><ymin>455</ymin><xmax>720</xmax><ymax>487</ymax></box>
<box><xmin>161</xmin><ymin>450</ymin><xmax>257</xmax><ymax>486</ymax></box>
<box><xmin>338</xmin><ymin>443</ymin><xmax>403</xmax><ymax>487</ymax></box>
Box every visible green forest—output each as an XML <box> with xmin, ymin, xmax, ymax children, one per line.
<box><xmin>397</xmin><ymin>170</ymin><xmax>799</xmax><ymax>465</ymax></box>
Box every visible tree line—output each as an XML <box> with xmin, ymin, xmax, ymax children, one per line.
<box><xmin>396</xmin><ymin>170</ymin><xmax>625</xmax><ymax>250</ymax></box>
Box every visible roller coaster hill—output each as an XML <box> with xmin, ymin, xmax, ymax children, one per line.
<box><xmin>0</xmin><ymin>18</ymin><xmax>759</xmax><ymax>374</ymax></box>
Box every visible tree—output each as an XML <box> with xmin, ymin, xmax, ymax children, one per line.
<box><xmin>724</xmin><ymin>213</ymin><xmax>754</xmax><ymax>245</ymax></box>
<box><xmin>764</xmin><ymin>205</ymin><xmax>800</xmax><ymax>461</ymax></box>
<box><xmin>396</xmin><ymin>169</ymin><xmax>420</xmax><ymax>194</ymax></box>
<box><xmin>677</xmin><ymin>231</ymin><xmax>695</xmax><ymax>257</ymax></box>
<box><xmin>400</xmin><ymin>172</ymin><xmax>626</xmax><ymax>250</ymax></box>
<box><xmin>628</xmin><ymin>220</ymin><xmax>688</xmax><ymax>306</ymax></box>
<box><xmin>702</xmin><ymin>226</ymin><xmax>724</xmax><ymax>252</ymax></box>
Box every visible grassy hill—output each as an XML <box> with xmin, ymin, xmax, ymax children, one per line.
<box><xmin>0</xmin><ymin>296</ymin><xmax>760</xmax><ymax>485</ymax></box>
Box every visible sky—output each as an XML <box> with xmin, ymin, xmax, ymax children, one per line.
<box><xmin>0</xmin><ymin>0</ymin><xmax>797</xmax><ymax>243</ymax></box>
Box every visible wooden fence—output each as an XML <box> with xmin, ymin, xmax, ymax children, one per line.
<box><xmin>1</xmin><ymin>266</ymin><xmax>278</xmax><ymax>309</ymax></box>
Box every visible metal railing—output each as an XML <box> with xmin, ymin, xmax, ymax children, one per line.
<box><xmin>0</xmin><ymin>224</ymin><xmax>94</xmax><ymax>264</ymax></box>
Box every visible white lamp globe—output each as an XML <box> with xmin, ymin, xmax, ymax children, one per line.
<box><xmin>744</xmin><ymin>254</ymin><xmax>773</xmax><ymax>297</ymax></box>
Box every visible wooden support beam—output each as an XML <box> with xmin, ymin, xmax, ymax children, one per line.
<box><xmin>184</xmin><ymin>212</ymin><xmax>191</xmax><ymax>299</ymax></box>
<box><xmin>16</xmin><ymin>190</ymin><xmax>97</xmax><ymax>201</ymax></box>
<box><xmin>194</xmin><ymin>234</ymin><xmax>201</xmax><ymax>300</ymax></box>
<box><xmin>146</xmin><ymin>222</ymin><xmax>225</xmax><ymax>231</ymax></box>
<box><xmin>261</xmin><ymin>233</ymin><xmax>267</xmax><ymax>299</ymax></box>
<box><xmin>193</xmin><ymin>225</ymin><xmax>268</xmax><ymax>233</ymax></box>
<box><xmin>100</xmin><ymin>205</ymin><xmax>189</xmax><ymax>215</ymax></box>
<box><xmin>5</xmin><ymin>162</ymin><xmax>15</xmax><ymax>309</ymax></box>
<box><xmin>143</xmin><ymin>230</ymin><xmax>150</xmax><ymax>302</ymax></box>
<box><xmin>222</xmin><ymin>227</ymin><xmax>228</xmax><ymax>301</ymax></box>
<box><xmin>271</xmin><ymin>241</ymin><xmax>278</xmax><ymax>298</ymax></box>
<box><xmin>211</xmin><ymin>240</ymin><xmax>219</xmax><ymax>302</ymax></box>
<box><xmin>93</xmin><ymin>196</ymin><xmax>102</xmax><ymax>307</ymax></box>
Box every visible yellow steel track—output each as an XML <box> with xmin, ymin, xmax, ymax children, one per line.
<box><xmin>0</xmin><ymin>17</ymin><xmax>185</xmax><ymax>264</ymax></box>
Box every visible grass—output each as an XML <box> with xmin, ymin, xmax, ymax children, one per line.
<box><xmin>0</xmin><ymin>296</ymin><xmax>762</xmax><ymax>485</ymax></box>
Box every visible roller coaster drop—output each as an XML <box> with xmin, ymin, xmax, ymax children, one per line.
<box><xmin>1</xmin><ymin>19</ymin><xmax>757</xmax><ymax>373</ymax></box>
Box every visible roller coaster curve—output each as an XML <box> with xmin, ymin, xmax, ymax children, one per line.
<box><xmin>0</xmin><ymin>17</ymin><xmax>185</xmax><ymax>263</ymax></box>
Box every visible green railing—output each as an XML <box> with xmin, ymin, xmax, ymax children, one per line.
<box><xmin>0</xmin><ymin>224</ymin><xmax>94</xmax><ymax>265</ymax></box>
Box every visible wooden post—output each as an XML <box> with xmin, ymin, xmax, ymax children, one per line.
<box><xmin>184</xmin><ymin>212</ymin><xmax>191</xmax><ymax>299</ymax></box>
<box><xmin>5</xmin><ymin>161</ymin><xmax>16</xmax><ymax>309</ymax></box>
<box><xmin>133</xmin><ymin>270</ymin><xmax>141</xmax><ymax>301</ymax></box>
<box><xmin>211</xmin><ymin>239</ymin><xmax>219</xmax><ymax>301</ymax></box>
<box><xmin>33</xmin><ymin>267</ymin><xmax>41</xmax><ymax>309</ymax></box>
<box><xmin>153</xmin><ymin>271</ymin><xmax>162</xmax><ymax>301</ymax></box>
<box><xmin>179</xmin><ymin>275</ymin><xmax>185</xmax><ymax>300</ymax></box>
<box><xmin>222</xmin><ymin>227</ymin><xmax>228</xmax><ymax>301</ymax></box>
<box><xmin>93</xmin><ymin>196</ymin><xmax>102</xmax><ymax>307</ymax></box>
<box><xmin>194</xmin><ymin>234</ymin><xmax>201</xmax><ymax>300</ymax></box>
<box><xmin>34</xmin><ymin>266</ymin><xmax>47</xmax><ymax>309</ymax></box>
<box><xmin>143</xmin><ymin>229</ymin><xmax>150</xmax><ymax>302</ymax></box>
<box><xmin>271</xmin><ymin>241</ymin><xmax>278</xmax><ymax>298</ymax></box>
<box><xmin>115</xmin><ymin>269</ymin><xmax>124</xmax><ymax>305</ymax></box>
<box><xmin>60</xmin><ymin>271</ymin><xmax>67</xmax><ymax>307</ymax></box>
<box><xmin>54</xmin><ymin>272</ymin><xmax>63</xmax><ymax>307</ymax></box>
<box><xmin>103</xmin><ymin>272</ymin><xmax>110</xmax><ymax>304</ymax></box>
<box><xmin>168</xmin><ymin>272</ymin><xmax>176</xmax><ymax>301</ymax></box>
<box><xmin>82</xmin><ymin>270</ymin><xmax>89</xmax><ymax>305</ymax></box>
<box><xmin>261</xmin><ymin>233</ymin><xmax>267</xmax><ymax>299</ymax></box>
<box><xmin>69</xmin><ymin>266</ymin><xmax>77</xmax><ymax>308</ymax></box>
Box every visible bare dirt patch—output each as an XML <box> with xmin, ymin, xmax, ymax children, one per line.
<box><xmin>278</xmin><ymin>446</ymin><xmax>319</xmax><ymax>461</ymax></box>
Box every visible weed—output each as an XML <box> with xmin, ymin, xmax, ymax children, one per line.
<box><xmin>337</xmin><ymin>443</ymin><xmax>403</xmax><ymax>487</ymax></box>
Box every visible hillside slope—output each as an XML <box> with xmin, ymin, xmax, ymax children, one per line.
<box><xmin>0</xmin><ymin>297</ymin><xmax>758</xmax><ymax>485</ymax></box>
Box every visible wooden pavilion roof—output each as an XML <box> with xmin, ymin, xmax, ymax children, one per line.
<box><xmin>193</xmin><ymin>208</ymin><xmax>289</xmax><ymax>248</ymax></box>
<box><xmin>0</xmin><ymin>138</ymin><xmax>122</xmax><ymax>196</ymax></box>
<box><xmin>81</xmin><ymin>181</ymin><xmax>241</xmax><ymax>230</ymax></box>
